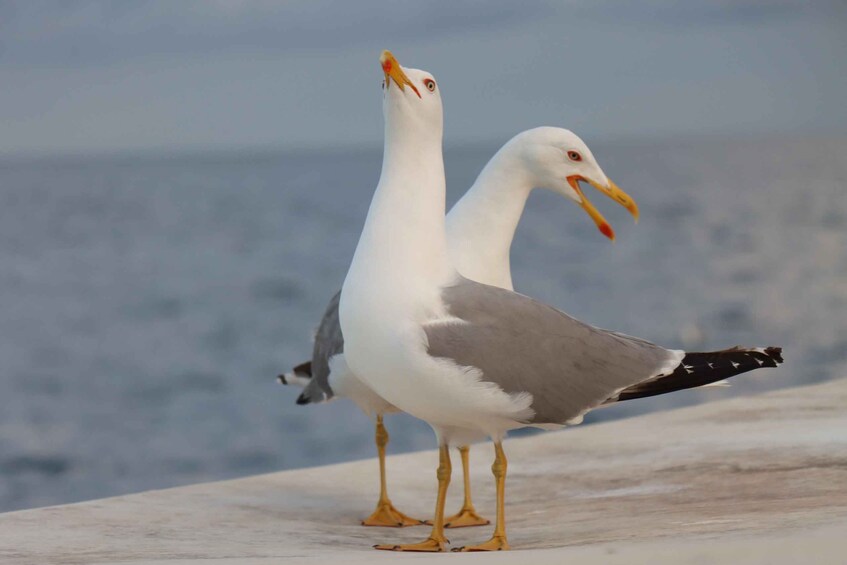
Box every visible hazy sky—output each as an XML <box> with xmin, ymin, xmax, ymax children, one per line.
<box><xmin>1</xmin><ymin>0</ymin><xmax>845</xmax><ymax>156</ymax></box>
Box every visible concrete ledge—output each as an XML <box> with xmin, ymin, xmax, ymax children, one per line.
<box><xmin>2</xmin><ymin>379</ymin><xmax>847</xmax><ymax>564</ymax></box>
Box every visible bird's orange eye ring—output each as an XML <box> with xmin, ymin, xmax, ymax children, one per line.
<box><xmin>423</xmin><ymin>78</ymin><xmax>436</xmax><ymax>92</ymax></box>
<box><xmin>567</xmin><ymin>151</ymin><xmax>582</xmax><ymax>162</ymax></box>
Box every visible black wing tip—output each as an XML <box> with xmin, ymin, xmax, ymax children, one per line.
<box><xmin>612</xmin><ymin>345</ymin><xmax>785</xmax><ymax>404</ymax></box>
<box><xmin>295</xmin><ymin>392</ymin><xmax>311</xmax><ymax>405</ymax></box>
<box><xmin>293</xmin><ymin>361</ymin><xmax>313</xmax><ymax>377</ymax></box>
<box><xmin>764</xmin><ymin>346</ymin><xmax>784</xmax><ymax>364</ymax></box>
<box><xmin>278</xmin><ymin>360</ymin><xmax>313</xmax><ymax>386</ymax></box>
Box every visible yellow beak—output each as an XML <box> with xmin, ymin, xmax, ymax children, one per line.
<box><xmin>567</xmin><ymin>176</ymin><xmax>640</xmax><ymax>241</ymax></box>
<box><xmin>380</xmin><ymin>50</ymin><xmax>421</xmax><ymax>98</ymax></box>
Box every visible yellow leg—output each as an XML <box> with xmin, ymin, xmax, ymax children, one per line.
<box><xmin>374</xmin><ymin>444</ymin><xmax>451</xmax><ymax>552</ymax></box>
<box><xmin>444</xmin><ymin>446</ymin><xmax>490</xmax><ymax>528</ymax></box>
<box><xmin>455</xmin><ymin>441</ymin><xmax>510</xmax><ymax>551</ymax></box>
<box><xmin>361</xmin><ymin>415</ymin><xmax>425</xmax><ymax>527</ymax></box>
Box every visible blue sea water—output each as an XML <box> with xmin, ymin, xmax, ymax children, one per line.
<box><xmin>0</xmin><ymin>134</ymin><xmax>845</xmax><ymax>512</ymax></box>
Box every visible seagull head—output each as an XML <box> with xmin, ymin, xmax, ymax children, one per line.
<box><xmin>380</xmin><ymin>50</ymin><xmax>443</xmax><ymax>143</ymax></box>
<box><xmin>511</xmin><ymin>127</ymin><xmax>639</xmax><ymax>241</ymax></box>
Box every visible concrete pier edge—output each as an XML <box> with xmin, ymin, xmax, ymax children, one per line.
<box><xmin>2</xmin><ymin>378</ymin><xmax>846</xmax><ymax>564</ymax></box>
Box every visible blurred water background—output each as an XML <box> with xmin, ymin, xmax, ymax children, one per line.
<box><xmin>1</xmin><ymin>133</ymin><xmax>845</xmax><ymax>512</ymax></box>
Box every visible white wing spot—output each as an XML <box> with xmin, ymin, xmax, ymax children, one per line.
<box><xmin>731</xmin><ymin>361</ymin><xmax>740</xmax><ymax>369</ymax></box>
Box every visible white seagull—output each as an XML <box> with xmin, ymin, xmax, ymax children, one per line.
<box><xmin>338</xmin><ymin>50</ymin><xmax>783</xmax><ymax>552</ymax></box>
<box><xmin>280</xmin><ymin>122</ymin><xmax>637</xmax><ymax>528</ymax></box>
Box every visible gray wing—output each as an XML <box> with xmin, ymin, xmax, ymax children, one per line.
<box><xmin>425</xmin><ymin>277</ymin><xmax>683</xmax><ymax>425</ymax></box>
<box><xmin>310</xmin><ymin>290</ymin><xmax>345</xmax><ymax>399</ymax></box>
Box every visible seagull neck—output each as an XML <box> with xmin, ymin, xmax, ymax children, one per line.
<box><xmin>447</xmin><ymin>151</ymin><xmax>533</xmax><ymax>291</ymax></box>
<box><xmin>352</xmin><ymin>127</ymin><xmax>453</xmax><ymax>288</ymax></box>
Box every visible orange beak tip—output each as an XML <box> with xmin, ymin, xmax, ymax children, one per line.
<box><xmin>599</xmin><ymin>223</ymin><xmax>615</xmax><ymax>240</ymax></box>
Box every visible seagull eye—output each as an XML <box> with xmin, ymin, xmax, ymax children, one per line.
<box><xmin>423</xmin><ymin>79</ymin><xmax>436</xmax><ymax>92</ymax></box>
<box><xmin>381</xmin><ymin>80</ymin><xmax>385</xmax><ymax>90</ymax></box>
<box><xmin>567</xmin><ymin>151</ymin><xmax>582</xmax><ymax>162</ymax></box>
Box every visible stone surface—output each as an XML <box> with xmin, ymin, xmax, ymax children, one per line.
<box><xmin>2</xmin><ymin>379</ymin><xmax>847</xmax><ymax>564</ymax></box>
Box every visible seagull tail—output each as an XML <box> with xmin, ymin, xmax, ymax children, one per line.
<box><xmin>612</xmin><ymin>346</ymin><xmax>783</xmax><ymax>403</ymax></box>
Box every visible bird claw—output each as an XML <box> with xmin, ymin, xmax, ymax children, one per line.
<box><xmin>361</xmin><ymin>501</ymin><xmax>425</xmax><ymax>527</ymax></box>
<box><xmin>444</xmin><ymin>506</ymin><xmax>491</xmax><ymax>528</ymax></box>
<box><xmin>374</xmin><ymin>537</ymin><xmax>447</xmax><ymax>552</ymax></box>
<box><xmin>452</xmin><ymin>535</ymin><xmax>510</xmax><ymax>551</ymax></box>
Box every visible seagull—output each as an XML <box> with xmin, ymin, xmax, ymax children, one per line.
<box><xmin>279</xmin><ymin>124</ymin><xmax>637</xmax><ymax>527</ymax></box>
<box><xmin>338</xmin><ymin>50</ymin><xmax>783</xmax><ymax>552</ymax></box>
